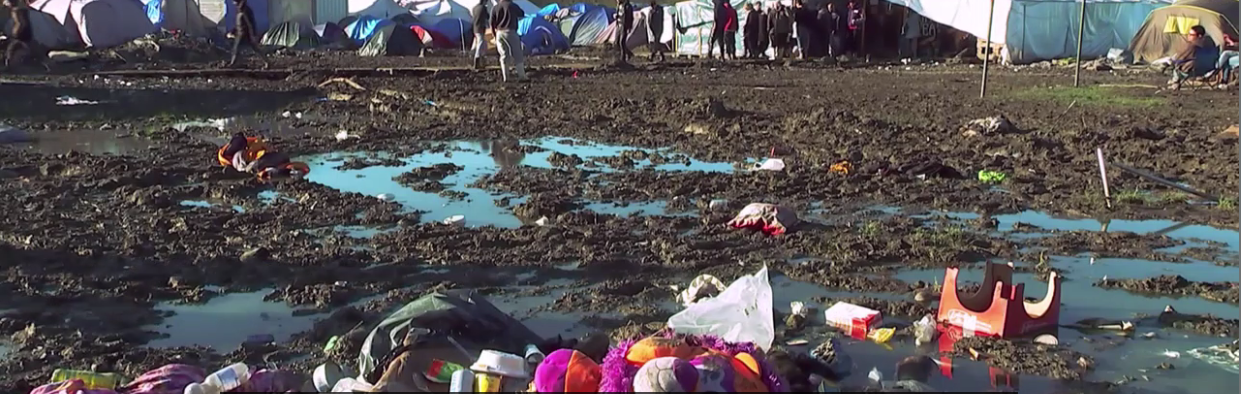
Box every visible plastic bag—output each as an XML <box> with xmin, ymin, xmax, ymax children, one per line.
<box><xmin>666</xmin><ymin>266</ymin><xmax>774</xmax><ymax>351</ymax></box>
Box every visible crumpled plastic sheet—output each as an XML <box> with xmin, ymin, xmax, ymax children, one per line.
<box><xmin>727</xmin><ymin>203</ymin><xmax>800</xmax><ymax>235</ymax></box>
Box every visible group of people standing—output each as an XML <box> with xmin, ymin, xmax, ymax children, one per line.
<box><xmin>727</xmin><ymin>0</ymin><xmax>865</xmax><ymax>60</ymax></box>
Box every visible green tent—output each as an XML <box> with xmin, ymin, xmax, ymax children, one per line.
<box><xmin>261</xmin><ymin>21</ymin><xmax>318</xmax><ymax>49</ymax></box>
<box><xmin>357</xmin><ymin>289</ymin><xmax>541</xmax><ymax>387</ymax></box>
<box><xmin>358</xmin><ymin>24</ymin><xmax>424</xmax><ymax>57</ymax></box>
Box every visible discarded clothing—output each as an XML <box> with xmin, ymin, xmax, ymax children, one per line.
<box><xmin>530</xmin><ymin>349</ymin><xmax>603</xmax><ymax>392</ymax></box>
<box><xmin>880</xmin><ymin>160</ymin><xmax>963</xmax><ymax>179</ymax></box>
<box><xmin>727</xmin><ymin>203</ymin><xmax>800</xmax><ymax>235</ymax></box>
<box><xmin>598</xmin><ymin>332</ymin><xmax>788</xmax><ymax>392</ymax></box>
<box><xmin>29</xmin><ymin>364</ymin><xmax>299</xmax><ymax>394</ymax></box>
<box><xmin>217</xmin><ymin>134</ymin><xmax>310</xmax><ymax>180</ymax></box>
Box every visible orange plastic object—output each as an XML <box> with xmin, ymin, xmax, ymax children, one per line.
<box><xmin>936</xmin><ymin>262</ymin><xmax>1061</xmax><ymax>338</ymax></box>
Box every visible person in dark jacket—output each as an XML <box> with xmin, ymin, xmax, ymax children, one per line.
<box><xmin>470</xmin><ymin>1</ymin><xmax>489</xmax><ymax>69</ymax></box>
<box><xmin>768</xmin><ymin>2</ymin><xmax>793</xmax><ymax>59</ymax></box>
<box><xmin>820</xmin><ymin>2</ymin><xmax>847</xmax><ymax>57</ymax></box>
<box><xmin>1169</xmin><ymin>25</ymin><xmax>1219</xmax><ymax>90</ymax></box>
<box><xmin>707</xmin><ymin>0</ymin><xmax>728</xmax><ymax>60</ymax></box>
<box><xmin>3</xmin><ymin>0</ymin><xmax>33</xmax><ymax>69</ymax></box>
<box><xmin>722</xmin><ymin>1</ymin><xmax>738</xmax><ymax>60</ymax></box>
<box><xmin>491</xmin><ymin>0</ymin><xmax>527</xmax><ymax>81</ymax></box>
<box><xmin>742</xmin><ymin>3</ymin><xmax>759</xmax><ymax>58</ymax></box>
<box><xmin>615</xmin><ymin>0</ymin><xmax>635</xmax><ymax>62</ymax></box>
<box><xmin>647</xmin><ymin>0</ymin><xmax>666</xmax><ymax>62</ymax></box>
<box><xmin>754</xmin><ymin>3</ymin><xmax>769</xmax><ymax>58</ymax></box>
<box><xmin>792</xmin><ymin>0</ymin><xmax>818</xmax><ymax>59</ymax></box>
<box><xmin>228</xmin><ymin>0</ymin><xmax>268</xmax><ymax>68</ymax></box>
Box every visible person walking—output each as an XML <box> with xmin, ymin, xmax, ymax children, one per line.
<box><xmin>722</xmin><ymin>1</ymin><xmax>739</xmax><ymax>60</ymax></box>
<box><xmin>3</xmin><ymin>0</ymin><xmax>33</xmax><ymax>70</ymax></box>
<box><xmin>228</xmin><ymin>0</ymin><xmax>269</xmax><ymax>68</ymax></box>
<box><xmin>846</xmin><ymin>1</ymin><xmax>864</xmax><ymax>56</ymax></box>
<box><xmin>821</xmin><ymin>2</ymin><xmax>847</xmax><ymax>57</ymax></box>
<box><xmin>491</xmin><ymin>0</ymin><xmax>528</xmax><ymax>82</ymax></box>
<box><xmin>470</xmin><ymin>0</ymin><xmax>489</xmax><ymax>69</ymax></box>
<box><xmin>768</xmin><ymin>2</ymin><xmax>793</xmax><ymax>59</ymax></box>
<box><xmin>707</xmin><ymin>0</ymin><xmax>728</xmax><ymax>60</ymax></box>
<box><xmin>792</xmin><ymin>0</ymin><xmax>817</xmax><ymax>59</ymax></box>
<box><xmin>742</xmin><ymin>4</ymin><xmax>758</xmax><ymax>58</ymax></box>
<box><xmin>647</xmin><ymin>0</ymin><xmax>667</xmax><ymax>62</ymax></box>
<box><xmin>615</xmin><ymin>0</ymin><xmax>635</xmax><ymax>62</ymax></box>
<box><xmin>899</xmin><ymin>9</ymin><xmax>922</xmax><ymax>59</ymax></box>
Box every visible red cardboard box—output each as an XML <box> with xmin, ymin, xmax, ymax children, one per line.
<box><xmin>824</xmin><ymin>302</ymin><xmax>883</xmax><ymax>338</ymax></box>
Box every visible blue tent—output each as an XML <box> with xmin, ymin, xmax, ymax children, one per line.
<box><xmin>346</xmin><ymin>15</ymin><xmax>392</xmax><ymax>44</ymax></box>
<box><xmin>536</xmin><ymin>3</ymin><xmax>561</xmax><ymax>17</ymax></box>
<box><xmin>430</xmin><ymin>18</ymin><xmax>471</xmax><ymax>46</ymax></box>
<box><xmin>140</xmin><ymin>0</ymin><xmax>269</xmax><ymax>34</ymax></box>
<box><xmin>557</xmin><ymin>5</ymin><xmax>612</xmax><ymax>46</ymax></box>
<box><xmin>518</xmin><ymin>15</ymin><xmax>569</xmax><ymax>55</ymax></box>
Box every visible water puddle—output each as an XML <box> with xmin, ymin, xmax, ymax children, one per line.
<box><xmin>0</xmin><ymin>84</ymin><xmax>315</xmax><ymax>122</ymax></box>
<box><xmin>9</xmin><ymin>130</ymin><xmax>154</xmax><ymax>155</ymax></box>
<box><xmin>179</xmin><ymin>199</ymin><xmax>245</xmax><ymax>213</ymax></box>
<box><xmin>926</xmin><ymin>210</ymin><xmax>1239</xmax><ymax>249</ymax></box>
<box><xmin>297</xmin><ymin>138</ymin><xmax>734</xmax><ymax>227</ymax></box>
<box><xmin>145</xmin><ymin>290</ymin><xmax>322</xmax><ymax>350</ymax></box>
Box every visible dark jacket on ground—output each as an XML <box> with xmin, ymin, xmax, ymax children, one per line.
<box><xmin>471</xmin><ymin>3</ymin><xmax>489</xmax><ymax>35</ymax></box>
<box><xmin>490</xmin><ymin>0</ymin><xmax>524</xmax><ymax>32</ymax></box>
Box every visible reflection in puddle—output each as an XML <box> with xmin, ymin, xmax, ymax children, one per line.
<box><xmin>297</xmin><ymin>138</ymin><xmax>733</xmax><ymax>228</ymax></box>
<box><xmin>145</xmin><ymin>291</ymin><xmax>321</xmax><ymax>350</ymax></box>
<box><xmin>10</xmin><ymin>130</ymin><xmax>153</xmax><ymax>155</ymax></box>
<box><xmin>923</xmin><ymin>209</ymin><xmax>1239</xmax><ymax>249</ymax></box>
<box><xmin>179</xmin><ymin>200</ymin><xmax>246</xmax><ymax>213</ymax></box>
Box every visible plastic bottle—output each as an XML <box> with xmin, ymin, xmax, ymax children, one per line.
<box><xmin>331</xmin><ymin>377</ymin><xmax>374</xmax><ymax>392</ymax></box>
<box><xmin>183</xmin><ymin>363</ymin><xmax>251</xmax><ymax>394</ymax></box>
<box><xmin>50</xmin><ymin>369</ymin><xmax>124</xmax><ymax>390</ymax></box>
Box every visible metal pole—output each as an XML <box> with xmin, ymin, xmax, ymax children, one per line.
<box><xmin>1111</xmin><ymin>162</ymin><xmax>1220</xmax><ymax>202</ymax></box>
<box><xmin>1096</xmin><ymin>148</ymin><xmax>1111</xmax><ymax>208</ymax></box>
<box><xmin>1074</xmin><ymin>0</ymin><xmax>1086</xmax><ymax>87</ymax></box>
<box><xmin>980</xmin><ymin>0</ymin><xmax>996</xmax><ymax>98</ymax></box>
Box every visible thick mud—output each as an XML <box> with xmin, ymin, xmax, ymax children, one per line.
<box><xmin>0</xmin><ymin>51</ymin><xmax>1237</xmax><ymax>393</ymax></box>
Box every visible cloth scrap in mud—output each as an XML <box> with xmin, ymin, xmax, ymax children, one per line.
<box><xmin>55</xmin><ymin>96</ymin><xmax>102</xmax><ymax>106</ymax></box>
<box><xmin>727</xmin><ymin>203</ymin><xmax>800</xmax><ymax>235</ymax></box>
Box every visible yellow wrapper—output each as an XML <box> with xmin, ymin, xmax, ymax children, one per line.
<box><xmin>475</xmin><ymin>373</ymin><xmax>502</xmax><ymax>392</ymax></box>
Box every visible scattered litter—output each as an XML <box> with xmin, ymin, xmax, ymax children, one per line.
<box><xmin>376</xmin><ymin>193</ymin><xmax>396</xmax><ymax>202</ymax></box>
<box><xmin>324</xmin><ymin>92</ymin><xmax>353</xmax><ymax>102</ymax></box>
<box><xmin>1077</xmin><ymin>357</ymin><xmax>1094</xmax><ymax>369</ymax></box>
<box><xmin>323</xmin><ymin>336</ymin><xmax>341</xmax><ymax>353</ymax></box>
<box><xmin>280</xmin><ymin>111</ymin><xmax>303</xmax><ymax>119</ymax></box>
<box><xmin>867</xmin><ymin>367</ymin><xmax>882</xmax><ymax>382</ymax></box>
<box><xmin>333</xmin><ymin>281</ymin><xmax>347</xmax><ymax>287</ymax></box>
<box><xmin>443</xmin><ymin>215</ymin><xmax>466</xmax><ymax>227</ymax></box>
<box><xmin>913</xmin><ymin>315</ymin><xmax>938</xmax><ymax>346</ymax></box>
<box><xmin>786</xmin><ymin>301</ymin><xmax>809</xmax><ymax>331</ymax></box>
<box><xmin>1034</xmin><ymin>334</ymin><xmax>1059</xmax><ymax>346</ymax></box>
<box><xmin>1141</xmin><ymin>332</ymin><xmax>1157</xmax><ymax>339</ymax></box>
<box><xmin>1186</xmin><ymin>340</ymin><xmax>1239</xmax><ymax>373</ymax></box>
<box><xmin>867</xmin><ymin>327</ymin><xmax>895</xmax><ymax>344</ymax></box>
<box><xmin>828</xmin><ymin>161</ymin><xmax>852</xmax><ymax>175</ymax></box>
<box><xmin>334</xmin><ymin>130</ymin><xmax>360</xmax><ymax>141</ymax></box>
<box><xmin>786</xmin><ymin>339</ymin><xmax>809</xmax><ymax>346</ymax></box>
<box><xmin>312</xmin><ymin>362</ymin><xmax>345</xmax><ymax>392</ymax></box>
<box><xmin>960</xmin><ymin>115</ymin><xmax>1015</xmax><ymax>137</ymax></box>
<box><xmin>534</xmin><ymin>216</ymin><xmax>551</xmax><ymax>226</ymax></box>
<box><xmin>1160</xmin><ymin>350</ymin><xmax>1181</xmax><ymax>358</ymax></box>
<box><xmin>318</xmin><ymin>77</ymin><xmax>366</xmax><ymax>91</ymax></box>
<box><xmin>824</xmin><ymin>302</ymin><xmax>883</xmax><ymax>339</ymax></box>
<box><xmin>667</xmin><ymin>266</ymin><xmax>775</xmax><ymax>351</ymax></box>
<box><xmin>727</xmin><ymin>203</ymin><xmax>800</xmax><ymax>235</ymax></box>
<box><xmin>977</xmin><ymin>170</ymin><xmax>1007</xmax><ymax>184</ymax></box>
<box><xmin>754</xmin><ymin>158</ymin><xmax>786</xmax><ymax>171</ymax></box>
<box><xmin>171</xmin><ymin>118</ymin><xmax>232</xmax><ymax>132</ymax></box>
<box><xmin>423</xmin><ymin>100</ymin><xmax>438</xmax><ymax>107</ymax></box>
<box><xmin>968</xmin><ymin>348</ymin><xmax>984</xmax><ymax>360</ymax></box>
<box><xmin>675</xmin><ymin>274</ymin><xmax>727</xmax><ymax>306</ymax></box>
<box><xmin>810</xmin><ymin>338</ymin><xmax>852</xmax><ymax>377</ymax></box>
<box><xmin>707</xmin><ymin>199</ymin><xmax>728</xmax><ymax>210</ymax></box>
<box><xmin>55</xmin><ymin>96</ymin><xmax>101</xmax><ymax>106</ymax></box>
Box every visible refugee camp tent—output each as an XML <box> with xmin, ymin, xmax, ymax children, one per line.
<box><xmin>140</xmin><ymin>0</ymin><xmax>212</xmax><ymax>36</ymax></box>
<box><xmin>674</xmin><ymin>0</ymin><xmax>746</xmax><ymax>56</ymax></box>
<box><xmin>345</xmin><ymin>14</ymin><xmax>392</xmax><ymax>44</ymax></box>
<box><xmin>31</xmin><ymin>0</ymin><xmax>157</xmax><ymax>48</ymax></box>
<box><xmin>359</xmin><ymin>23</ymin><xmax>424</xmax><ymax>55</ymax></box>
<box><xmin>261</xmin><ymin>20</ymin><xmax>318</xmax><ymax>48</ymax></box>
<box><xmin>349</xmin><ymin>0</ymin><xmax>409</xmax><ymax>19</ymax></box>
<box><xmin>536</xmin><ymin>3</ymin><xmax>560</xmax><ymax>17</ymax></box>
<box><xmin>3</xmin><ymin>8</ymin><xmax>75</xmax><ymax>48</ymax></box>
<box><xmin>555</xmin><ymin>4</ymin><xmax>612</xmax><ymax>46</ymax></box>
<box><xmin>883</xmin><ymin>0</ymin><xmax>1174</xmax><ymax>64</ymax></box>
<box><xmin>519</xmin><ymin>14</ymin><xmax>570</xmax><ymax>55</ymax></box>
<box><xmin>410</xmin><ymin>24</ymin><xmax>455</xmax><ymax>48</ymax></box>
<box><xmin>1129</xmin><ymin>0</ymin><xmax>1239</xmax><ymax>63</ymax></box>
<box><xmin>314</xmin><ymin>22</ymin><xmax>352</xmax><ymax>47</ymax></box>
<box><xmin>405</xmin><ymin>0</ymin><xmax>538</xmax><ymax>26</ymax></box>
<box><xmin>430</xmin><ymin>18</ymin><xmax>471</xmax><ymax>47</ymax></box>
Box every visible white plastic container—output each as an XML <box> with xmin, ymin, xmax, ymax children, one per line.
<box><xmin>524</xmin><ymin>344</ymin><xmax>545</xmax><ymax>364</ymax></box>
<box><xmin>332</xmin><ymin>377</ymin><xmax>374</xmax><ymax>392</ymax></box>
<box><xmin>184</xmin><ymin>363</ymin><xmax>251</xmax><ymax>394</ymax></box>
<box><xmin>311</xmin><ymin>362</ymin><xmax>344</xmax><ymax>392</ymax></box>
<box><xmin>469</xmin><ymin>350</ymin><xmax>528</xmax><ymax>378</ymax></box>
<box><xmin>376</xmin><ymin>193</ymin><xmax>396</xmax><ymax>202</ymax></box>
<box><xmin>449</xmin><ymin>369</ymin><xmax>475</xmax><ymax>392</ymax></box>
<box><xmin>443</xmin><ymin>215</ymin><xmax>466</xmax><ymax>227</ymax></box>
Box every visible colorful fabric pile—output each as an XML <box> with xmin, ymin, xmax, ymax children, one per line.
<box><xmin>29</xmin><ymin>364</ymin><xmax>299</xmax><ymax>394</ymax></box>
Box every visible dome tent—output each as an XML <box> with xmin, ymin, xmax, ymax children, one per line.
<box><xmin>31</xmin><ymin>0</ymin><xmax>157</xmax><ymax>48</ymax></box>
<box><xmin>1129</xmin><ymin>0</ymin><xmax>1239</xmax><ymax>63</ymax></box>
<box><xmin>261</xmin><ymin>20</ymin><xmax>318</xmax><ymax>48</ymax></box>
<box><xmin>358</xmin><ymin>23</ymin><xmax>424</xmax><ymax>56</ymax></box>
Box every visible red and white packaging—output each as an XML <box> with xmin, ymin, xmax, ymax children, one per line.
<box><xmin>824</xmin><ymin>302</ymin><xmax>883</xmax><ymax>339</ymax></box>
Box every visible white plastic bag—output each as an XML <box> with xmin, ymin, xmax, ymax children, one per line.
<box><xmin>666</xmin><ymin>266</ymin><xmax>774</xmax><ymax>351</ymax></box>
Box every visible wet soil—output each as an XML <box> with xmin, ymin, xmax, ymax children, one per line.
<box><xmin>951</xmin><ymin>336</ymin><xmax>1094</xmax><ymax>381</ymax></box>
<box><xmin>1094</xmin><ymin>275</ymin><xmax>1240</xmax><ymax>304</ymax></box>
<box><xmin>0</xmin><ymin>50</ymin><xmax>1237</xmax><ymax>393</ymax></box>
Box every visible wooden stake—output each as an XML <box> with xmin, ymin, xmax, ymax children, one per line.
<box><xmin>1073</xmin><ymin>0</ymin><xmax>1086</xmax><ymax>87</ymax></box>
<box><xmin>1111</xmin><ymin>162</ymin><xmax>1220</xmax><ymax>202</ymax></box>
<box><xmin>1096</xmin><ymin>148</ymin><xmax>1111</xmax><ymax>208</ymax></box>
<box><xmin>980</xmin><ymin>0</ymin><xmax>996</xmax><ymax>98</ymax></box>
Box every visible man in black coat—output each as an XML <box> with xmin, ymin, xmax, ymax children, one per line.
<box><xmin>3</xmin><ymin>0</ymin><xmax>33</xmax><ymax>69</ymax></box>
<box><xmin>470</xmin><ymin>1</ymin><xmax>489</xmax><ymax>69</ymax></box>
<box><xmin>754</xmin><ymin>3</ymin><xmax>769</xmax><ymax>58</ymax></box>
<box><xmin>742</xmin><ymin>3</ymin><xmax>759</xmax><ymax>58</ymax></box>
<box><xmin>647</xmin><ymin>0</ymin><xmax>666</xmax><ymax>62</ymax></box>
<box><xmin>615</xmin><ymin>0</ymin><xmax>635</xmax><ymax>62</ymax></box>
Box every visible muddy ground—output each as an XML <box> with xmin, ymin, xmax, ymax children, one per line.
<box><xmin>0</xmin><ymin>45</ymin><xmax>1237</xmax><ymax>393</ymax></box>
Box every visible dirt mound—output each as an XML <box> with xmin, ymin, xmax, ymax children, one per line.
<box><xmin>1094</xmin><ymin>275</ymin><xmax>1239</xmax><ymax>304</ymax></box>
<box><xmin>951</xmin><ymin>336</ymin><xmax>1093</xmax><ymax>380</ymax></box>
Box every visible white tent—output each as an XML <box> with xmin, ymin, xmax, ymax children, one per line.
<box><xmin>149</xmin><ymin>0</ymin><xmax>215</xmax><ymax>36</ymax></box>
<box><xmin>887</xmin><ymin>0</ymin><xmax>1173</xmax><ymax>64</ymax></box>
<box><xmin>348</xmin><ymin>0</ymin><xmax>408</xmax><ymax>19</ymax></box>
<box><xmin>31</xmin><ymin>0</ymin><xmax>157</xmax><ymax>48</ymax></box>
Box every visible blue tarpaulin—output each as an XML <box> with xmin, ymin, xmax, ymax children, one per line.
<box><xmin>518</xmin><ymin>15</ymin><xmax>569</xmax><ymax>55</ymax></box>
<box><xmin>430</xmin><ymin>18</ymin><xmax>471</xmax><ymax>46</ymax></box>
<box><xmin>346</xmin><ymin>15</ymin><xmax>392</xmax><ymax>44</ymax></box>
<box><xmin>536</xmin><ymin>3</ymin><xmax>561</xmax><ymax>17</ymax></box>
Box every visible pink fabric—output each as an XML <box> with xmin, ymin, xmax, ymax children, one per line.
<box><xmin>29</xmin><ymin>380</ymin><xmax>117</xmax><ymax>394</ymax></box>
<box><xmin>31</xmin><ymin>365</ymin><xmax>301</xmax><ymax>394</ymax></box>
<box><xmin>121</xmin><ymin>364</ymin><xmax>205</xmax><ymax>394</ymax></box>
